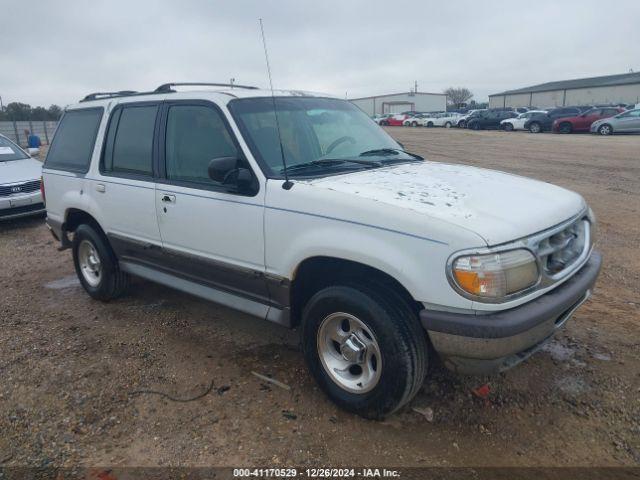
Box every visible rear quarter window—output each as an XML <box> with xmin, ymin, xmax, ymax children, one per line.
<box><xmin>45</xmin><ymin>108</ymin><xmax>103</xmax><ymax>173</ymax></box>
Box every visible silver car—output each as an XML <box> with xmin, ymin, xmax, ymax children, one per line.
<box><xmin>591</xmin><ymin>108</ymin><xmax>640</xmax><ymax>135</ymax></box>
<box><xmin>0</xmin><ymin>134</ymin><xmax>45</xmax><ymax>220</ymax></box>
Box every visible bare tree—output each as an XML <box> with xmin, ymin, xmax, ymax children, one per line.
<box><xmin>444</xmin><ymin>87</ymin><xmax>473</xmax><ymax>108</ymax></box>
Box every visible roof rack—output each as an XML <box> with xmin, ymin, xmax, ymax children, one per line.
<box><xmin>80</xmin><ymin>91</ymin><xmax>139</xmax><ymax>102</ymax></box>
<box><xmin>154</xmin><ymin>82</ymin><xmax>259</xmax><ymax>93</ymax></box>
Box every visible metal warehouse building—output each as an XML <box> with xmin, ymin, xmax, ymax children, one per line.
<box><xmin>349</xmin><ymin>91</ymin><xmax>447</xmax><ymax>116</ymax></box>
<box><xmin>489</xmin><ymin>72</ymin><xmax>640</xmax><ymax>109</ymax></box>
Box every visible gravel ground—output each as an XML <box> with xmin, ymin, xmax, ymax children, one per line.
<box><xmin>0</xmin><ymin>128</ymin><xmax>639</xmax><ymax>468</ymax></box>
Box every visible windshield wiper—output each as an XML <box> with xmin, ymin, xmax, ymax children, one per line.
<box><xmin>281</xmin><ymin>158</ymin><xmax>382</xmax><ymax>174</ymax></box>
<box><xmin>359</xmin><ymin>148</ymin><xmax>423</xmax><ymax>160</ymax></box>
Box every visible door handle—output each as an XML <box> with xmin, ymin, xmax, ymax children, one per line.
<box><xmin>161</xmin><ymin>194</ymin><xmax>176</xmax><ymax>203</ymax></box>
<box><xmin>96</xmin><ymin>183</ymin><xmax>106</xmax><ymax>193</ymax></box>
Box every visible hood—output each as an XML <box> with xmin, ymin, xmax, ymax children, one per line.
<box><xmin>0</xmin><ymin>157</ymin><xmax>42</xmax><ymax>185</ymax></box>
<box><xmin>305</xmin><ymin>161</ymin><xmax>585</xmax><ymax>245</ymax></box>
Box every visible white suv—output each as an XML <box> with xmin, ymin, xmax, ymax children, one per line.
<box><xmin>43</xmin><ymin>83</ymin><xmax>601</xmax><ymax>418</ymax></box>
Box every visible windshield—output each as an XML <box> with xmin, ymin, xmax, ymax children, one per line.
<box><xmin>229</xmin><ymin>97</ymin><xmax>418</xmax><ymax>178</ymax></box>
<box><xmin>0</xmin><ymin>136</ymin><xmax>30</xmax><ymax>162</ymax></box>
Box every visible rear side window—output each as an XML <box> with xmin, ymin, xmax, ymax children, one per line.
<box><xmin>45</xmin><ymin>108</ymin><xmax>103</xmax><ymax>173</ymax></box>
<box><xmin>103</xmin><ymin>104</ymin><xmax>158</xmax><ymax>176</ymax></box>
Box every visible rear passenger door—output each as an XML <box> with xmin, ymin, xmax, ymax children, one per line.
<box><xmin>92</xmin><ymin>102</ymin><xmax>164</xmax><ymax>264</ymax></box>
<box><xmin>154</xmin><ymin>100</ymin><xmax>268</xmax><ymax>305</ymax></box>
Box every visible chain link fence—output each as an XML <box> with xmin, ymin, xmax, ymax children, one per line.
<box><xmin>0</xmin><ymin>120</ymin><xmax>59</xmax><ymax>147</ymax></box>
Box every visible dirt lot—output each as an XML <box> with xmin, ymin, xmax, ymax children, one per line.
<box><xmin>1</xmin><ymin>129</ymin><xmax>639</xmax><ymax>468</ymax></box>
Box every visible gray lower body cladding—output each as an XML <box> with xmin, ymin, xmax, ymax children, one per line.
<box><xmin>420</xmin><ymin>251</ymin><xmax>602</xmax><ymax>374</ymax></box>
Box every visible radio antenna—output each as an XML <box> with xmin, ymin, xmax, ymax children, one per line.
<box><xmin>259</xmin><ymin>18</ymin><xmax>292</xmax><ymax>189</ymax></box>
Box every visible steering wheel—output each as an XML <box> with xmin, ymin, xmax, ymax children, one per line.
<box><xmin>326</xmin><ymin>136</ymin><xmax>356</xmax><ymax>154</ymax></box>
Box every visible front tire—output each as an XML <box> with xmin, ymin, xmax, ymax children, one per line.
<box><xmin>504</xmin><ymin>123</ymin><xmax>514</xmax><ymax>131</ymax></box>
<box><xmin>444</xmin><ymin>122</ymin><xmax>452</xmax><ymax>128</ymax></box>
<box><xmin>411</xmin><ymin>121</ymin><xmax>418</xmax><ymax>127</ymax></box>
<box><xmin>301</xmin><ymin>284</ymin><xmax>427</xmax><ymax>419</ymax></box>
<box><xmin>72</xmin><ymin>224</ymin><xmax>130</xmax><ymax>301</ymax></box>
<box><xmin>598</xmin><ymin>124</ymin><xmax>613</xmax><ymax>135</ymax></box>
<box><xmin>426</xmin><ymin>122</ymin><xmax>434</xmax><ymax>128</ymax></box>
<box><xmin>559</xmin><ymin>122</ymin><xmax>572</xmax><ymax>134</ymax></box>
<box><xmin>529</xmin><ymin>122</ymin><xmax>542</xmax><ymax>133</ymax></box>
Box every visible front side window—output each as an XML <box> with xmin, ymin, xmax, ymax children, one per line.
<box><xmin>0</xmin><ymin>135</ymin><xmax>29</xmax><ymax>162</ymax></box>
<box><xmin>165</xmin><ymin>104</ymin><xmax>238</xmax><ymax>186</ymax></box>
<box><xmin>229</xmin><ymin>97</ymin><xmax>416</xmax><ymax>178</ymax></box>
<box><xmin>45</xmin><ymin>108</ymin><xmax>103</xmax><ymax>172</ymax></box>
<box><xmin>103</xmin><ymin>104</ymin><xmax>158</xmax><ymax>176</ymax></box>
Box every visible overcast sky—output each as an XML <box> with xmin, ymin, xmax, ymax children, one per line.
<box><xmin>1</xmin><ymin>0</ymin><xmax>639</xmax><ymax>108</ymax></box>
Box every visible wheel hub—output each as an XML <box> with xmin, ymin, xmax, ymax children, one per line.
<box><xmin>317</xmin><ymin>312</ymin><xmax>382</xmax><ymax>393</ymax></box>
<box><xmin>340</xmin><ymin>333</ymin><xmax>367</xmax><ymax>364</ymax></box>
<box><xmin>78</xmin><ymin>239</ymin><xmax>102</xmax><ymax>287</ymax></box>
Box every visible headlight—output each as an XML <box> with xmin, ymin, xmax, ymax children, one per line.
<box><xmin>451</xmin><ymin>249</ymin><xmax>539</xmax><ymax>299</ymax></box>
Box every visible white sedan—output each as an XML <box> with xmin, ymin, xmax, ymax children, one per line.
<box><xmin>420</xmin><ymin>112</ymin><xmax>462</xmax><ymax>128</ymax></box>
<box><xmin>500</xmin><ymin>110</ymin><xmax>547</xmax><ymax>131</ymax></box>
<box><xmin>0</xmin><ymin>134</ymin><xmax>45</xmax><ymax>220</ymax></box>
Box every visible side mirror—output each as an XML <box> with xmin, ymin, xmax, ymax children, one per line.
<box><xmin>208</xmin><ymin>157</ymin><xmax>255</xmax><ymax>192</ymax></box>
<box><xmin>208</xmin><ymin>156</ymin><xmax>238</xmax><ymax>183</ymax></box>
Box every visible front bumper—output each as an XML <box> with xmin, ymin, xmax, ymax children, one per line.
<box><xmin>0</xmin><ymin>191</ymin><xmax>45</xmax><ymax>221</ymax></box>
<box><xmin>420</xmin><ymin>251</ymin><xmax>602</xmax><ymax>374</ymax></box>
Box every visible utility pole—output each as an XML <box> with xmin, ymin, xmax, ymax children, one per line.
<box><xmin>230</xmin><ymin>78</ymin><xmax>235</xmax><ymax>88</ymax></box>
<box><xmin>414</xmin><ymin>80</ymin><xmax>418</xmax><ymax>93</ymax></box>
<box><xmin>0</xmin><ymin>95</ymin><xmax>3</xmax><ymax>111</ymax></box>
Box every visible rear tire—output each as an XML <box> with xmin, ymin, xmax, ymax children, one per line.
<box><xmin>598</xmin><ymin>124</ymin><xmax>613</xmax><ymax>135</ymax></box>
<box><xmin>444</xmin><ymin>122</ymin><xmax>452</xmax><ymax>128</ymax></box>
<box><xmin>301</xmin><ymin>284</ymin><xmax>427</xmax><ymax>419</ymax></box>
<box><xmin>426</xmin><ymin>122</ymin><xmax>434</xmax><ymax>128</ymax></box>
<box><xmin>411</xmin><ymin>121</ymin><xmax>418</xmax><ymax>127</ymax></box>
<box><xmin>470</xmin><ymin>122</ymin><xmax>480</xmax><ymax>130</ymax></box>
<box><xmin>504</xmin><ymin>123</ymin><xmax>514</xmax><ymax>131</ymax></box>
<box><xmin>72</xmin><ymin>224</ymin><xmax>130</xmax><ymax>301</ymax></box>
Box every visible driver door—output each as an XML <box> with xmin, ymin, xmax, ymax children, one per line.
<box><xmin>154</xmin><ymin>100</ymin><xmax>269</xmax><ymax>305</ymax></box>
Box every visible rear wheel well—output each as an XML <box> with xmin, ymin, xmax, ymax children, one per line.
<box><xmin>64</xmin><ymin>209</ymin><xmax>107</xmax><ymax>239</ymax></box>
<box><xmin>290</xmin><ymin>257</ymin><xmax>420</xmax><ymax>327</ymax></box>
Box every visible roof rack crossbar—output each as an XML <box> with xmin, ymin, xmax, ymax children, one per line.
<box><xmin>154</xmin><ymin>82</ymin><xmax>259</xmax><ymax>93</ymax></box>
<box><xmin>80</xmin><ymin>91</ymin><xmax>139</xmax><ymax>102</ymax></box>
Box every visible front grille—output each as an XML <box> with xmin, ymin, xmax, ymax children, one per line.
<box><xmin>536</xmin><ymin>219</ymin><xmax>588</xmax><ymax>276</ymax></box>
<box><xmin>0</xmin><ymin>180</ymin><xmax>41</xmax><ymax>197</ymax></box>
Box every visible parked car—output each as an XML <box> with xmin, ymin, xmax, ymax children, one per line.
<box><xmin>373</xmin><ymin>113</ymin><xmax>392</xmax><ymax>125</ymax></box>
<box><xmin>552</xmin><ymin>107</ymin><xmax>624</xmax><ymax>134</ymax></box>
<box><xmin>524</xmin><ymin>107</ymin><xmax>582</xmax><ymax>133</ymax></box>
<box><xmin>591</xmin><ymin>108</ymin><xmax>640</xmax><ymax>135</ymax></box>
<box><xmin>501</xmin><ymin>111</ymin><xmax>547</xmax><ymax>131</ymax></box>
<box><xmin>422</xmin><ymin>112</ymin><xmax>463</xmax><ymax>128</ymax></box>
<box><xmin>43</xmin><ymin>83</ymin><xmax>601</xmax><ymax>419</ymax></box>
<box><xmin>0</xmin><ymin>134</ymin><xmax>45</xmax><ymax>221</ymax></box>
<box><xmin>403</xmin><ymin>114</ymin><xmax>429</xmax><ymax>127</ymax></box>
<box><xmin>457</xmin><ymin>109</ymin><xmax>486</xmax><ymax>128</ymax></box>
<box><xmin>467</xmin><ymin>110</ymin><xmax>518</xmax><ymax>130</ymax></box>
<box><xmin>386</xmin><ymin>113</ymin><xmax>410</xmax><ymax>126</ymax></box>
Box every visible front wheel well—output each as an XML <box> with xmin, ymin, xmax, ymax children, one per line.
<box><xmin>289</xmin><ymin>256</ymin><xmax>420</xmax><ymax>327</ymax></box>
